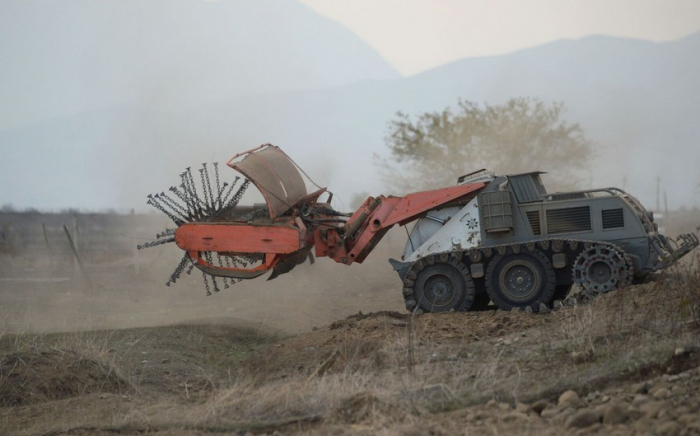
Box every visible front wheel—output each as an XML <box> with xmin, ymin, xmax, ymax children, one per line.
<box><xmin>405</xmin><ymin>258</ymin><xmax>475</xmax><ymax>313</ymax></box>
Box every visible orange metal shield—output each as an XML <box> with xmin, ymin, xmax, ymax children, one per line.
<box><xmin>175</xmin><ymin>222</ymin><xmax>303</xmax><ymax>254</ymax></box>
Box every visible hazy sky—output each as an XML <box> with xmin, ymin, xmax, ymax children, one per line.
<box><xmin>300</xmin><ymin>0</ymin><xmax>700</xmax><ymax>75</ymax></box>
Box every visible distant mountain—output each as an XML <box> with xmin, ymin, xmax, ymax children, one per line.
<box><xmin>2</xmin><ymin>29</ymin><xmax>699</xmax><ymax>211</ymax></box>
<box><xmin>0</xmin><ymin>0</ymin><xmax>399</xmax><ymax>130</ymax></box>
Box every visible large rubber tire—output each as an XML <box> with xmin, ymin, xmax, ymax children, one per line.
<box><xmin>413</xmin><ymin>261</ymin><xmax>475</xmax><ymax>313</ymax></box>
<box><xmin>485</xmin><ymin>250</ymin><xmax>556</xmax><ymax>311</ymax></box>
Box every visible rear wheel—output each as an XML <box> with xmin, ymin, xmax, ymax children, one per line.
<box><xmin>485</xmin><ymin>250</ymin><xmax>556</xmax><ymax>311</ymax></box>
<box><xmin>573</xmin><ymin>244</ymin><xmax>631</xmax><ymax>298</ymax></box>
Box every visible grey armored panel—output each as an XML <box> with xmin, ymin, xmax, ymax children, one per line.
<box><xmin>479</xmin><ymin>191</ymin><xmax>514</xmax><ymax>233</ymax></box>
<box><xmin>508</xmin><ymin>173</ymin><xmax>546</xmax><ymax>203</ymax></box>
<box><xmin>478</xmin><ymin>172</ymin><xmax>656</xmax><ymax>274</ymax></box>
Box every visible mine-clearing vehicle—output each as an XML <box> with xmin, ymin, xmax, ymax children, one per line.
<box><xmin>140</xmin><ymin>144</ymin><xmax>698</xmax><ymax>313</ymax></box>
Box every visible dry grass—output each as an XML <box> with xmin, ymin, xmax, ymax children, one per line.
<box><xmin>0</xmin><ymin>330</ymin><xmax>133</xmax><ymax>407</ymax></box>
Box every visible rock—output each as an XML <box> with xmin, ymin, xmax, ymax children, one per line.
<box><xmin>502</xmin><ymin>412</ymin><xmax>528</xmax><ymax>423</ymax></box>
<box><xmin>626</xmin><ymin>408</ymin><xmax>644</xmax><ymax>421</ymax></box>
<box><xmin>674</xmin><ymin>347</ymin><xmax>688</xmax><ymax>356</ymax></box>
<box><xmin>672</xmin><ymin>385</ymin><xmax>687</xmax><ymax>395</ymax></box>
<box><xmin>553</xmin><ymin>407</ymin><xmax>575</xmax><ymax>424</ymax></box>
<box><xmin>639</xmin><ymin>401</ymin><xmax>666</xmax><ymax>419</ymax></box>
<box><xmin>531</xmin><ymin>399</ymin><xmax>552</xmax><ymax>415</ymax></box>
<box><xmin>675</xmin><ymin>406</ymin><xmax>690</xmax><ymax>415</ymax></box>
<box><xmin>632</xmin><ymin>394</ymin><xmax>651</xmax><ymax>406</ymax></box>
<box><xmin>565</xmin><ymin>410</ymin><xmax>600</xmax><ymax>429</ymax></box>
<box><xmin>633</xmin><ymin>381</ymin><xmax>650</xmax><ymax>394</ymax></box>
<box><xmin>529</xmin><ymin>414</ymin><xmax>544</xmax><ymax>424</ymax></box>
<box><xmin>558</xmin><ymin>390</ymin><xmax>582</xmax><ymax>408</ymax></box>
<box><xmin>601</xmin><ymin>395</ymin><xmax>611</xmax><ymax>403</ymax></box>
<box><xmin>473</xmin><ymin>410</ymin><xmax>489</xmax><ymax>421</ymax></box>
<box><xmin>541</xmin><ymin>407</ymin><xmax>562</xmax><ymax>419</ymax></box>
<box><xmin>564</xmin><ymin>296</ymin><xmax>577</xmax><ymax>306</ymax></box>
<box><xmin>652</xmin><ymin>388</ymin><xmax>671</xmax><ymax>400</ymax></box>
<box><xmin>603</xmin><ymin>403</ymin><xmax>629</xmax><ymax>425</ymax></box>
<box><xmin>585</xmin><ymin>423</ymin><xmax>604</xmax><ymax>433</ymax></box>
<box><xmin>679</xmin><ymin>413</ymin><xmax>698</xmax><ymax>425</ymax></box>
<box><xmin>511</xmin><ymin>306</ymin><xmax>522</xmax><ymax>312</ymax></box>
<box><xmin>516</xmin><ymin>402</ymin><xmax>530</xmax><ymax>413</ymax></box>
<box><xmin>586</xmin><ymin>391</ymin><xmax>601</xmax><ymax>403</ymax></box>
<box><xmin>655</xmin><ymin>421</ymin><xmax>681</xmax><ymax>436</ymax></box>
<box><xmin>552</xmin><ymin>300</ymin><xmax>564</xmax><ymax>310</ymax></box>
<box><xmin>524</xmin><ymin>305</ymin><xmax>534</xmax><ymax>314</ymax></box>
<box><xmin>538</xmin><ymin>303</ymin><xmax>550</xmax><ymax>314</ymax></box>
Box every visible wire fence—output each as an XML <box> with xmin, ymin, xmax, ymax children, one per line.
<box><xmin>0</xmin><ymin>211</ymin><xmax>171</xmax><ymax>264</ymax></box>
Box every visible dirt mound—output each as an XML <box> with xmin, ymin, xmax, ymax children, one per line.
<box><xmin>242</xmin><ymin>307</ymin><xmax>553</xmax><ymax>382</ymax></box>
<box><xmin>0</xmin><ymin>349</ymin><xmax>128</xmax><ymax>407</ymax></box>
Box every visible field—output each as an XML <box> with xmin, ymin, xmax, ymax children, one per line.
<box><xmin>1</xmin><ymin>212</ymin><xmax>699</xmax><ymax>435</ymax></box>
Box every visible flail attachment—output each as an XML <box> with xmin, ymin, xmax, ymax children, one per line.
<box><xmin>138</xmin><ymin>163</ymin><xmax>254</xmax><ymax>294</ymax></box>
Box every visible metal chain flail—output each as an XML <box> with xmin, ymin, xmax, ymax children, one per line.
<box><xmin>147</xmin><ymin>195</ymin><xmax>184</xmax><ymax>226</ymax></box>
<box><xmin>166</xmin><ymin>254</ymin><xmax>190</xmax><ymax>286</ymax></box>
<box><xmin>137</xmin><ymin>237</ymin><xmax>175</xmax><ymax>250</ymax></box>
<box><xmin>202</xmin><ymin>163</ymin><xmax>215</xmax><ymax>211</ymax></box>
<box><xmin>143</xmin><ymin>162</ymin><xmax>253</xmax><ymax>292</ymax></box>
<box><xmin>213</xmin><ymin>163</ymin><xmax>222</xmax><ymax>208</ymax></box>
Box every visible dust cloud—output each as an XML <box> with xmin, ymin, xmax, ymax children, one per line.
<box><xmin>0</xmin><ymin>214</ymin><xmax>407</xmax><ymax>335</ymax></box>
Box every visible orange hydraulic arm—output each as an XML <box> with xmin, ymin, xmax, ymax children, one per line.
<box><xmin>170</xmin><ymin>145</ymin><xmax>486</xmax><ymax>280</ymax></box>
<box><xmin>313</xmin><ymin>183</ymin><xmax>486</xmax><ymax>266</ymax></box>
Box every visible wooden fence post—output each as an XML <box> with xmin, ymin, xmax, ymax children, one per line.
<box><xmin>131</xmin><ymin>209</ymin><xmax>140</xmax><ymax>276</ymax></box>
<box><xmin>42</xmin><ymin>223</ymin><xmax>53</xmax><ymax>267</ymax></box>
<box><xmin>73</xmin><ymin>215</ymin><xmax>79</xmax><ymax>272</ymax></box>
<box><xmin>64</xmin><ymin>224</ymin><xmax>91</xmax><ymax>285</ymax></box>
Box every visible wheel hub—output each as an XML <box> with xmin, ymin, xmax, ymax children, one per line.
<box><xmin>573</xmin><ymin>245</ymin><xmax>629</xmax><ymax>297</ymax></box>
<box><xmin>499</xmin><ymin>261</ymin><xmax>540</xmax><ymax>302</ymax></box>
<box><xmin>590</xmin><ymin>260</ymin><xmax>612</xmax><ymax>283</ymax></box>
<box><xmin>424</xmin><ymin>275</ymin><xmax>455</xmax><ymax>305</ymax></box>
